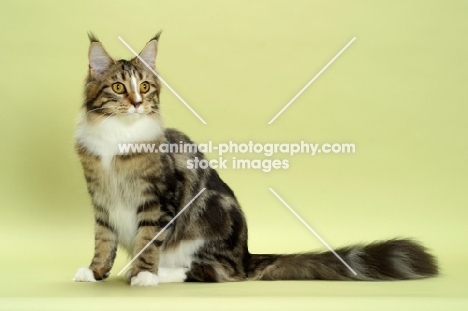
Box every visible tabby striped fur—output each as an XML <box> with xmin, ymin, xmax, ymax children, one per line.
<box><xmin>73</xmin><ymin>33</ymin><xmax>438</xmax><ymax>286</ymax></box>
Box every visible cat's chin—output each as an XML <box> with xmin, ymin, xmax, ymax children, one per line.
<box><xmin>118</xmin><ymin>112</ymin><xmax>153</xmax><ymax>123</ymax></box>
<box><xmin>124</xmin><ymin>112</ymin><xmax>144</xmax><ymax>119</ymax></box>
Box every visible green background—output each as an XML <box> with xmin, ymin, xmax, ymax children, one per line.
<box><xmin>1</xmin><ymin>0</ymin><xmax>467</xmax><ymax>310</ymax></box>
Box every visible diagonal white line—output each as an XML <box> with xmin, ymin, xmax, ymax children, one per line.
<box><xmin>268</xmin><ymin>188</ymin><xmax>357</xmax><ymax>276</ymax></box>
<box><xmin>116</xmin><ymin>188</ymin><xmax>206</xmax><ymax>276</ymax></box>
<box><xmin>268</xmin><ymin>37</ymin><xmax>356</xmax><ymax>124</ymax></box>
<box><xmin>118</xmin><ymin>36</ymin><xmax>207</xmax><ymax>124</ymax></box>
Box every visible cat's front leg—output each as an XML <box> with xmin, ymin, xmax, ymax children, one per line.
<box><xmin>126</xmin><ymin>202</ymin><xmax>170</xmax><ymax>287</ymax></box>
<box><xmin>73</xmin><ymin>207</ymin><xmax>117</xmax><ymax>282</ymax></box>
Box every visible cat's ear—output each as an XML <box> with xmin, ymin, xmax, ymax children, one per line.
<box><xmin>137</xmin><ymin>31</ymin><xmax>161</xmax><ymax>70</ymax></box>
<box><xmin>88</xmin><ymin>33</ymin><xmax>114</xmax><ymax>78</ymax></box>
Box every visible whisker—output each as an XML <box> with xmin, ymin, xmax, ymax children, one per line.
<box><xmin>152</xmin><ymin>109</ymin><xmax>173</xmax><ymax>123</ymax></box>
<box><xmin>101</xmin><ymin>112</ymin><xmax>118</xmax><ymax>126</ymax></box>
<box><xmin>86</xmin><ymin>107</ymin><xmax>108</xmax><ymax>114</ymax></box>
<box><xmin>150</xmin><ymin>109</ymin><xmax>164</xmax><ymax>118</ymax></box>
<box><xmin>88</xmin><ymin>112</ymin><xmax>107</xmax><ymax>122</ymax></box>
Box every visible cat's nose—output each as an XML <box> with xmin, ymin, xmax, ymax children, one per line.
<box><xmin>132</xmin><ymin>99</ymin><xmax>142</xmax><ymax>108</ymax></box>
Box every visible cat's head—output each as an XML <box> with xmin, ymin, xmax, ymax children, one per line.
<box><xmin>84</xmin><ymin>32</ymin><xmax>162</xmax><ymax>119</ymax></box>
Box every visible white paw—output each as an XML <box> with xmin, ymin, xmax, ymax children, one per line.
<box><xmin>73</xmin><ymin>267</ymin><xmax>97</xmax><ymax>282</ymax></box>
<box><xmin>131</xmin><ymin>271</ymin><xmax>159</xmax><ymax>287</ymax></box>
<box><xmin>158</xmin><ymin>267</ymin><xmax>188</xmax><ymax>283</ymax></box>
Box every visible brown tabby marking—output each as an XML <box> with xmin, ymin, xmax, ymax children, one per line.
<box><xmin>73</xmin><ymin>33</ymin><xmax>438</xmax><ymax>285</ymax></box>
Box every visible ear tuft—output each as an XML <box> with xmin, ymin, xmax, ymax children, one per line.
<box><xmin>151</xmin><ymin>30</ymin><xmax>162</xmax><ymax>42</ymax></box>
<box><xmin>88</xmin><ymin>41</ymin><xmax>113</xmax><ymax>78</ymax></box>
<box><xmin>88</xmin><ymin>31</ymin><xmax>99</xmax><ymax>43</ymax></box>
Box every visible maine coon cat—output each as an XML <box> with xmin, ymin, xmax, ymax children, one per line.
<box><xmin>73</xmin><ymin>33</ymin><xmax>438</xmax><ymax>286</ymax></box>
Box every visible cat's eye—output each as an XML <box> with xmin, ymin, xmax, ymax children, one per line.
<box><xmin>140</xmin><ymin>82</ymin><xmax>150</xmax><ymax>93</ymax></box>
<box><xmin>112</xmin><ymin>83</ymin><xmax>126</xmax><ymax>94</ymax></box>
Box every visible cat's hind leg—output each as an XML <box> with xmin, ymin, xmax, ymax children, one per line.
<box><xmin>185</xmin><ymin>261</ymin><xmax>245</xmax><ymax>282</ymax></box>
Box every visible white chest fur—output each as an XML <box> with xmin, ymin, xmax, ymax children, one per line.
<box><xmin>75</xmin><ymin>112</ymin><xmax>164</xmax><ymax>169</ymax></box>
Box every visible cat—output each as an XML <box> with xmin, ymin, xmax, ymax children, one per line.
<box><xmin>73</xmin><ymin>32</ymin><xmax>438</xmax><ymax>286</ymax></box>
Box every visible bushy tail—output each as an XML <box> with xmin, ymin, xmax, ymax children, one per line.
<box><xmin>247</xmin><ymin>239</ymin><xmax>438</xmax><ymax>281</ymax></box>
